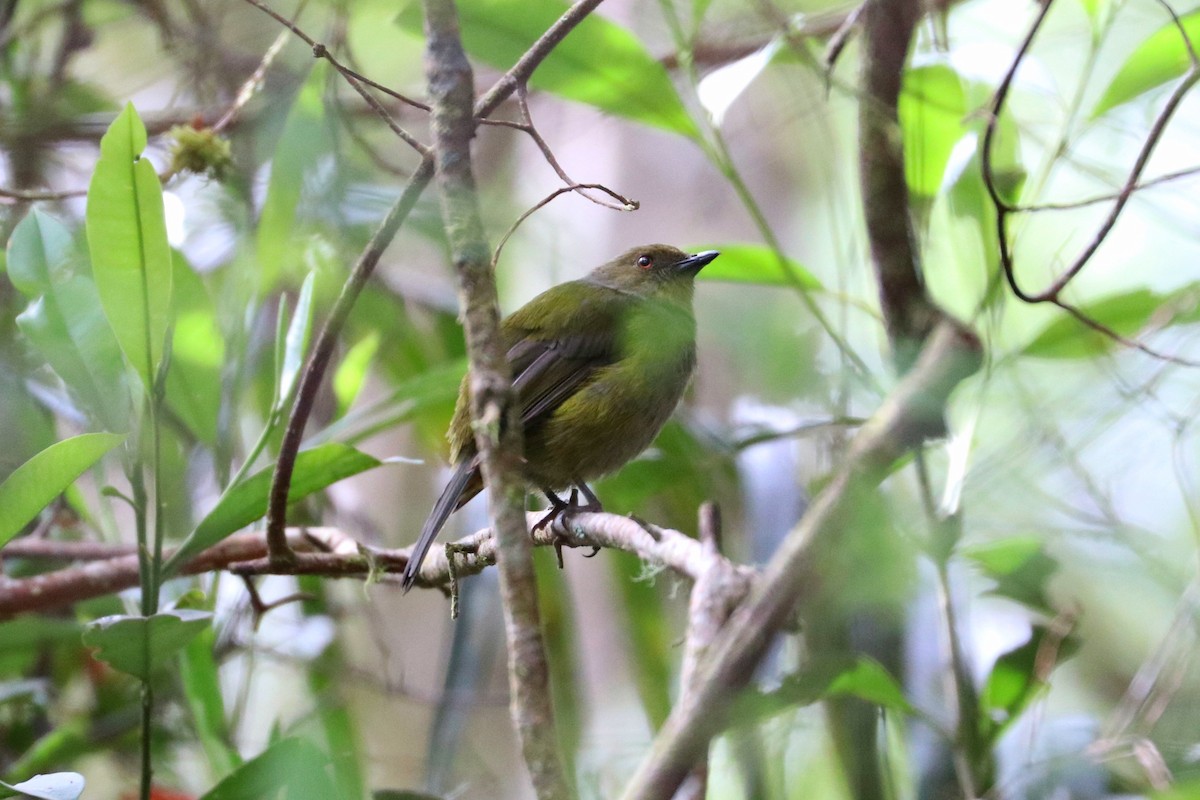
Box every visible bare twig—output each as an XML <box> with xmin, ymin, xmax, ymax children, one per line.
<box><xmin>982</xmin><ymin>0</ymin><xmax>1200</xmax><ymax>311</ymax></box>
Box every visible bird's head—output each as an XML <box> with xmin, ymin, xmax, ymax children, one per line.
<box><xmin>588</xmin><ymin>245</ymin><xmax>720</xmax><ymax>303</ymax></box>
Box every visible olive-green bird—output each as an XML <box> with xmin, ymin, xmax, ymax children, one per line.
<box><xmin>401</xmin><ymin>244</ymin><xmax>719</xmax><ymax>591</ymax></box>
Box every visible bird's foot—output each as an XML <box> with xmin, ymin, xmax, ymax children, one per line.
<box><xmin>534</xmin><ymin>487</ymin><xmax>603</xmax><ymax>566</ymax></box>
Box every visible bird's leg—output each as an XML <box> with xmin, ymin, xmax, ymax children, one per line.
<box><xmin>562</xmin><ymin>481</ymin><xmax>602</xmax><ymax>558</ymax></box>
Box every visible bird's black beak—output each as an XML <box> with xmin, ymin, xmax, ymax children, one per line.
<box><xmin>673</xmin><ymin>250</ymin><xmax>720</xmax><ymax>275</ymax></box>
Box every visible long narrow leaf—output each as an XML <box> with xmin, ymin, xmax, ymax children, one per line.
<box><xmin>85</xmin><ymin>103</ymin><xmax>174</xmax><ymax>391</ymax></box>
<box><xmin>0</xmin><ymin>432</ymin><xmax>125</xmax><ymax>547</ymax></box>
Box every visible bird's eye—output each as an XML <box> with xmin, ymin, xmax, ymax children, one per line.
<box><xmin>636</xmin><ymin>255</ymin><xmax>653</xmax><ymax>269</ymax></box>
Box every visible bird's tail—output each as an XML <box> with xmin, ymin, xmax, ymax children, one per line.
<box><xmin>401</xmin><ymin>459</ymin><xmax>480</xmax><ymax>592</ymax></box>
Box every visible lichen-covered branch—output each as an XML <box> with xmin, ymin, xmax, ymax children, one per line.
<box><xmin>421</xmin><ymin>0</ymin><xmax>571</xmax><ymax>796</ymax></box>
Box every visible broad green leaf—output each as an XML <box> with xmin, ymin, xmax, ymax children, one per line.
<box><xmin>963</xmin><ymin>536</ymin><xmax>1059</xmax><ymax>614</ymax></box>
<box><xmin>199</xmin><ymin>737</ymin><xmax>336</xmax><ymax>800</ymax></box>
<box><xmin>0</xmin><ymin>432</ymin><xmax>125</xmax><ymax>547</ymax></box>
<box><xmin>163</xmin><ymin>443</ymin><xmax>382</xmax><ymax>577</ymax></box>
<box><xmin>899</xmin><ymin>64</ymin><xmax>968</xmax><ymax>199</ymax></box>
<box><xmin>333</xmin><ymin>332</ymin><xmax>380</xmax><ymax>416</ymax></box>
<box><xmin>1093</xmin><ymin>11</ymin><xmax>1200</xmax><ymax>117</ymax></box>
<box><xmin>82</xmin><ymin>609</ymin><xmax>213</xmax><ymax>680</ymax></box>
<box><xmin>85</xmin><ymin>103</ymin><xmax>174</xmax><ymax>392</ymax></box>
<box><xmin>278</xmin><ymin>271</ymin><xmax>317</xmax><ymax>407</ymax></box>
<box><xmin>1022</xmin><ymin>288</ymin><xmax>1163</xmax><ymax>358</ymax></box>
<box><xmin>9</xmin><ymin>210</ymin><xmax>131</xmax><ymax>430</ymax></box>
<box><xmin>979</xmin><ymin>625</ymin><xmax>1079</xmax><ymax>744</ymax></box>
<box><xmin>1</xmin><ymin>772</ymin><xmax>85</xmax><ymax>800</ymax></box>
<box><xmin>396</xmin><ymin>0</ymin><xmax>701</xmax><ymax>140</ymax></box>
<box><xmin>257</xmin><ymin>62</ymin><xmax>333</xmax><ymax>291</ymax></box>
<box><xmin>694</xmin><ymin>243</ymin><xmax>821</xmax><ymax>288</ymax></box>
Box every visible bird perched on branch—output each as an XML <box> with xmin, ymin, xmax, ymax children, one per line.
<box><xmin>401</xmin><ymin>244</ymin><xmax>719</xmax><ymax>591</ymax></box>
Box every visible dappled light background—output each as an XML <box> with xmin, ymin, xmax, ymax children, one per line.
<box><xmin>3</xmin><ymin>0</ymin><xmax>1200</xmax><ymax>798</ymax></box>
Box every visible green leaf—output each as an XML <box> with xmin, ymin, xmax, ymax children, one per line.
<box><xmin>278</xmin><ymin>271</ymin><xmax>317</xmax><ymax>407</ymax></box>
<box><xmin>163</xmin><ymin>443</ymin><xmax>382</xmax><ymax>578</ymax></box>
<box><xmin>693</xmin><ymin>243</ymin><xmax>822</xmax><ymax>288</ymax></box>
<box><xmin>732</xmin><ymin>655</ymin><xmax>912</xmax><ymax>723</ymax></box>
<box><xmin>963</xmin><ymin>536</ymin><xmax>1059</xmax><ymax>614</ymax></box>
<box><xmin>825</xmin><ymin>657</ymin><xmax>914</xmax><ymax>713</ymax></box>
<box><xmin>199</xmin><ymin>737</ymin><xmax>336</xmax><ymax>800</ymax></box>
<box><xmin>85</xmin><ymin>103</ymin><xmax>174</xmax><ymax>392</ymax></box>
<box><xmin>82</xmin><ymin>609</ymin><xmax>212</xmax><ymax>680</ymax></box>
<box><xmin>6</xmin><ymin>209</ymin><xmax>74</xmax><ymax>295</ymax></box>
<box><xmin>180</xmin><ymin>626</ymin><xmax>240</xmax><ymax>776</ymax></box>
<box><xmin>899</xmin><ymin>64</ymin><xmax>969</xmax><ymax>198</ymax></box>
<box><xmin>165</xmin><ymin>254</ymin><xmax>223</xmax><ymax>444</ymax></box>
<box><xmin>257</xmin><ymin>62</ymin><xmax>333</xmax><ymax>291</ymax></box>
<box><xmin>333</xmin><ymin>332</ymin><xmax>380</xmax><ymax>417</ymax></box>
<box><xmin>9</xmin><ymin>210</ymin><xmax>131</xmax><ymax>431</ymax></box>
<box><xmin>0</xmin><ymin>432</ymin><xmax>125</xmax><ymax>547</ymax></box>
<box><xmin>1021</xmin><ymin>288</ymin><xmax>1163</xmax><ymax>358</ymax></box>
<box><xmin>396</xmin><ymin>0</ymin><xmax>700</xmax><ymax>140</ymax></box>
<box><xmin>979</xmin><ymin>625</ymin><xmax>1079</xmax><ymax>744</ymax></box>
<box><xmin>1093</xmin><ymin>11</ymin><xmax>1200</xmax><ymax>117</ymax></box>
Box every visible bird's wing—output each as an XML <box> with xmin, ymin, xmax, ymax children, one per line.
<box><xmin>503</xmin><ymin>281</ymin><xmax>634</xmax><ymax>428</ymax></box>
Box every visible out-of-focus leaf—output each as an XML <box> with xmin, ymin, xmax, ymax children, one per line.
<box><xmin>333</xmin><ymin>332</ymin><xmax>380</xmax><ymax>417</ymax></box>
<box><xmin>166</xmin><ymin>254</ymin><xmax>223</xmax><ymax>444</ymax></box>
<box><xmin>85</xmin><ymin>102</ymin><xmax>173</xmax><ymax>392</ymax></box>
<box><xmin>180</xmin><ymin>627</ymin><xmax>240</xmax><ymax>777</ymax></box>
<box><xmin>825</xmin><ymin>657</ymin><xmax>913</xmax><ymax>713</ymax></box>
<box><xmin>900</xmin><ymin>64</ymin><xmax>968</xmax><ymax>199</ymax></box>
<box><xmin>257</xmin><ymin>62</ymin><xmax>334</xmax><ymax>291</ymax></box>
<box><xmin>732</xmin><ymin>655</ymin><xmax>912</xmax><ymax>723</ymax></box>
<box><xmin>1093</xmin><ymin>11</ymin><xmax>1200</xmax><ymax>117</ymax></box>
<box><xmin>82</xmin><ymin>610</ymin><xmax>213</xmax><ymax>681</ymax></box>
<box><xmin>396</xmin><ymin>0</ymin><xmax>700</xmax><ymax>140</ymax></box>
<box><xmin>308</xmin><ymin>360</ymin><xmax>464</xmax><ymax>448</ymax></box>
<box><xmin>0</xmin><ymin>432</ymin><xmax>125</xmax><ymax>547</ymax></box>
<box><xmin>963</xmin><ymin>536</ymin><xmax>1059</xmax><ymax>614</ymax></box>
<box><xmin>610</xmin><ymin>550</ymin><xmax>673</xmax><ymax>729</ymax></box>
<box><xmin>162</xmin><ymin>443</ymin><xmax>382</xmax><ymax>577</ymax></box>
<box><xmin>9</xmin><ymin>210</ymin><xmax>131</xmax><ymax>431</ymax></box>
<box><xmin>979</xmin><ymin>625</ymin><xmax>1079</xmax><ymax>744</ymax></box>
<box><xmin>199</xmin><ymin>737</ymin><xmax>335</xmax><ymax>800</ymax></box>
<box><xmin>278</xmin><ymin>272</ymin><xmax>317</xmax><ymax>407</ymax></box>
<box><xmin>694</xmin><ymin>243</ymin><xmax>821</xmax><ymax>289</ymax></box>
<box><xmin>1022</xmin><ymin>288</ymin><xmax>1162</xmax><ymax>358</ymax></box>
<box><xmin>1</xmin><ymin>772</ymin><xmax>85</xmax><ymax>800</ymax></box>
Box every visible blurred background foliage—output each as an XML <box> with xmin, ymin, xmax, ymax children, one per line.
<box><xmin>2</xmin><ymin>0</ymin><xmax>1200</xmax><ymax>798</ymax></box>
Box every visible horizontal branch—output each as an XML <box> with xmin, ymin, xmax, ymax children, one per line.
<box><xmin>0</xmin><ymin>512</ymin><xmax>753</xmax><ymax>618</ymax></box>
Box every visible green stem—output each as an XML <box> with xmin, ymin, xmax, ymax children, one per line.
<box><xmin>140</xmin><ymin>683</ymin><xmax>154</xmax><ymax>800</ymax></box>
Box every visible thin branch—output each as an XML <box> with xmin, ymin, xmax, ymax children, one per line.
<box><xmin>238</xmin><ymin>0</ymin><xmax>428</xmax><ymax>154</ymax></box>
<box><xmin>619</xmin><ymin>318</ymin><xmax>983</xmax><ymax>800</ymax></box>
<box><xmin>982</xmin><ymin>0</ymin><xmax>1200</xmax><ymax>306</ymax></box>
<box><xmin>264</xmin><ymin>158</ymin><xmax>435</xmax><ymax>563</ymax></box>
<box><xmin>491</xmin><ymin>183</ymin><xmax>635</xmax><ymax>268</ymax></box>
